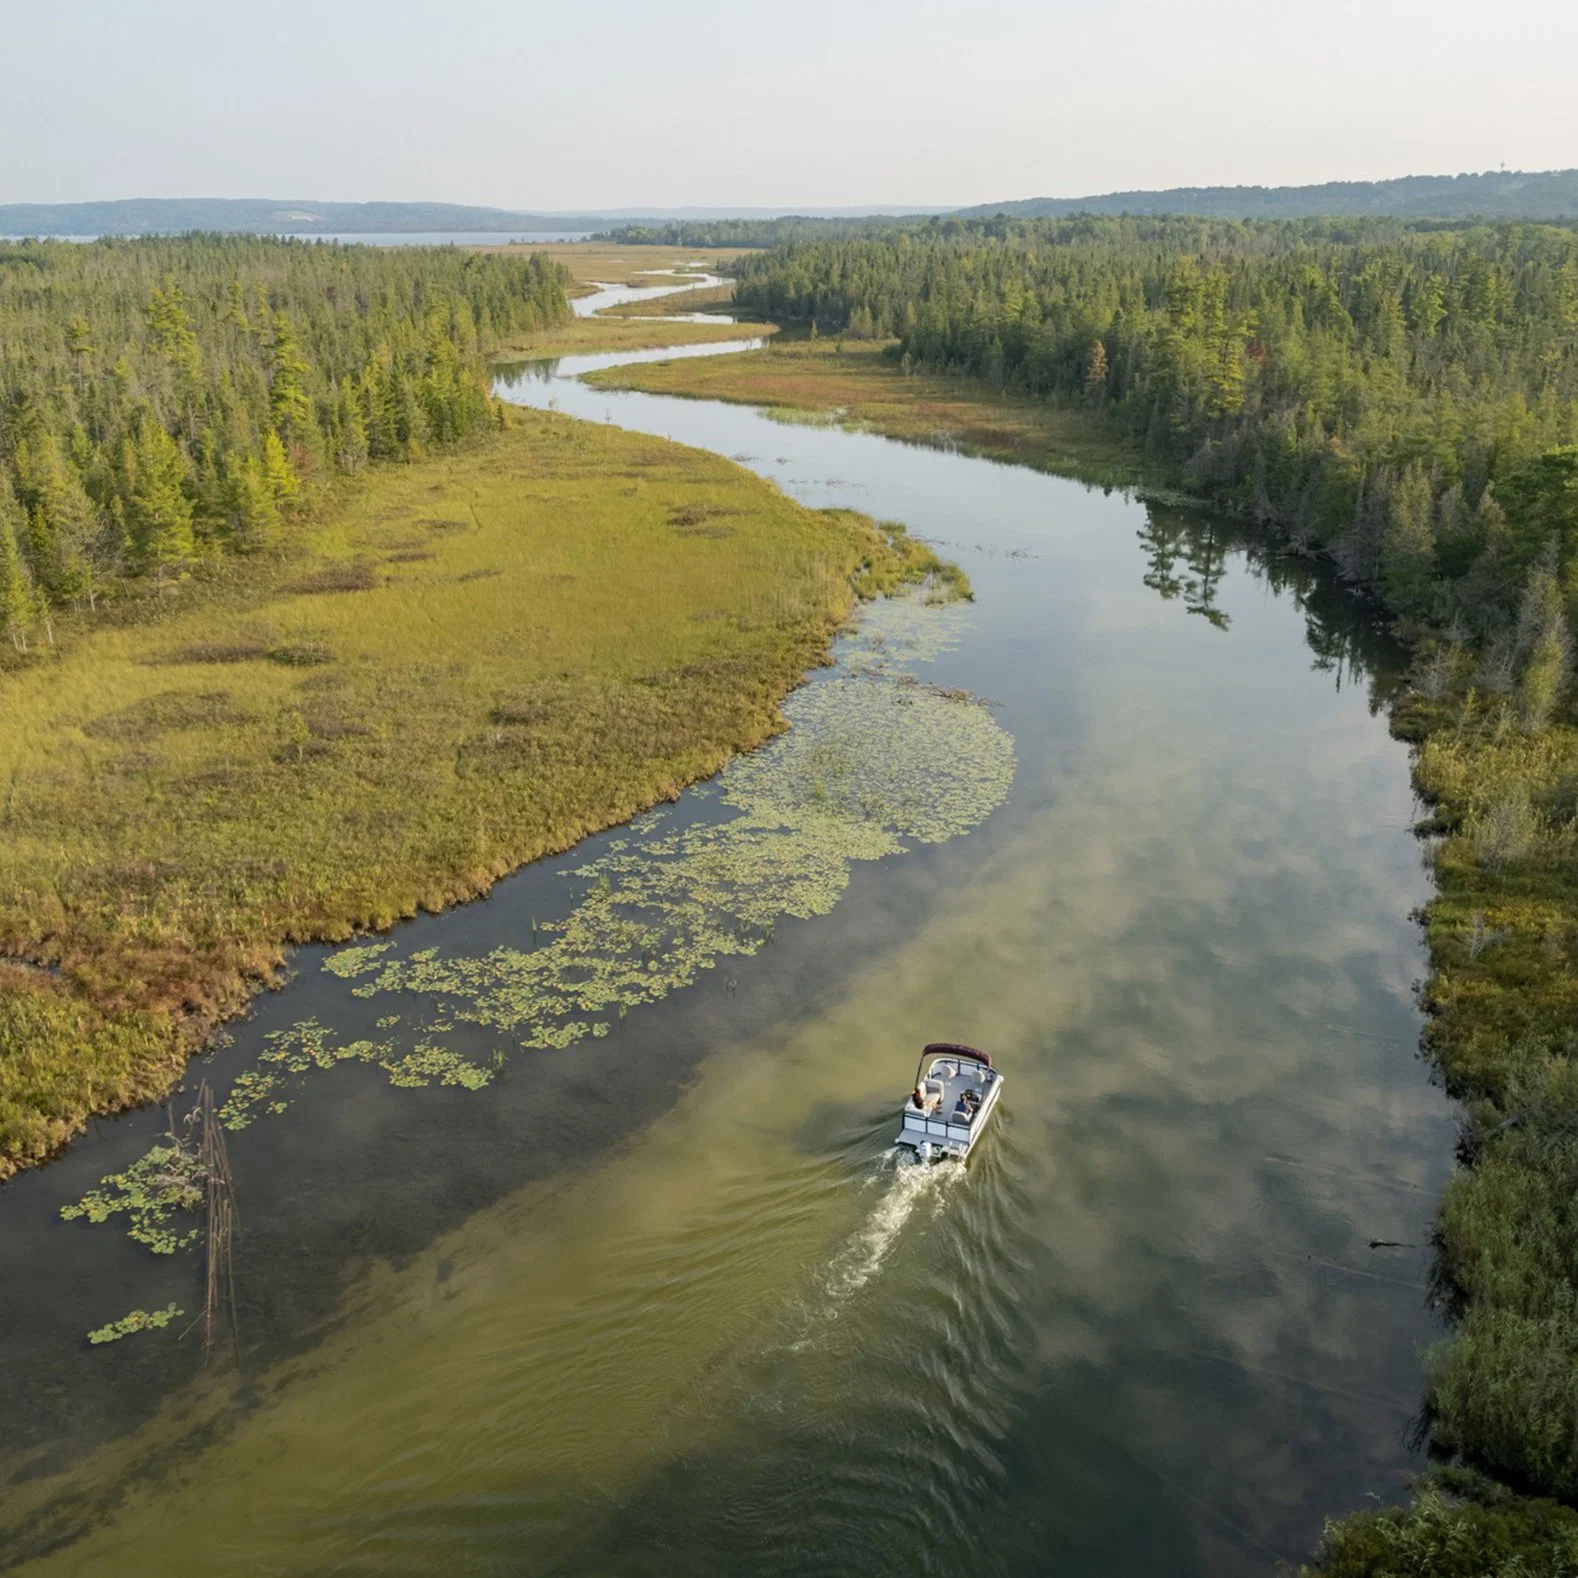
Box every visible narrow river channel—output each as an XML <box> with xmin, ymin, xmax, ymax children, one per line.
<box><xmin>0</xmin><ymin>284</ymin><xmax>1455</xmax><ymax>1578</ymax></box>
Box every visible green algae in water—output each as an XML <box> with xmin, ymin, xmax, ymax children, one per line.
<box><xmin>87</xmin><ymin>1302</ymin><xmax>184</xmax><ymax>1345</ymax></box>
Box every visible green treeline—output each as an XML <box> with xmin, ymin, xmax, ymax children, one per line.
<box><xmin>0</xmin><ymin>236</ymin><xmax>571</xmax><ymax>644</ymax></box>
<box><xmin>733</xmin><ymin>217</ymin><xmax>1578</xmax><ymax>641</ymax></box>
<box><xmin>603</xmin><ymin>218</ymin><xmax>909</xmax><ymax>248</ymax></box>
<box><xmin>733</xmin><ymin>218</ymin><xmax>1578</xmax><ymax>1570</ymax></box>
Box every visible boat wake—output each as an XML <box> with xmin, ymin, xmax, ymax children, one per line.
<box><xmin>821</xmin><ymin>1148</ymin><xmax>967</xmax><ymax>1307</ymax></box>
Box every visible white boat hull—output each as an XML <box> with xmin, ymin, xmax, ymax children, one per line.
<box><xmin>894</xmin><ymin>1075</ymin><xmax>1003</xmax><ymax>1161</ymax></box>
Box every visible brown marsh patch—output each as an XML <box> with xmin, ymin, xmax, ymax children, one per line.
<box><xmin>288</xmin><ymin>562</ymin><xmax>379</xmax><ymax>595</ymax></box>
<box><xmin>84</xmin><ymin>690</ymin><xmax>250</xmax><ymax>741</ymax></box>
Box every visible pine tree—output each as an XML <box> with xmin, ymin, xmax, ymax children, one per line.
<box><xmin>1209</xmin><ymin>327</ymin><xmax>1247</xmax><ymax>419</ymax></box>
<box><xmin>127</xmin><ymin>422</ymin><xmax>196</xmax><ymax>584</ymax></box>
<box><xmin>0</xmin><ymin>477</ymin><xmax>33</xmax><ymax>651</ymax></box>
<box><xmin>223</xmin><ymin>280</ymin><xmax>250</xmax><ymax>332</ymax></box>
<box><xmin>145</xmin><ymin>282</ymin><xmax>201</xmax><ymax>380</ymax></box>
<box><xmin>262</xmin><ymin>431</ymin><xmax>300</xmax><ymax>508</ymax></box>
<box><xmin>268</xmin><ymin>312</ymin><xmax>313</xmax><ymax>441</ymax></box>
<box><xmin>1381</xmin><ymin>463</ymin><xmax>1439</xmax><ymax>615</ymax></box>
<box><xmin>18</xmin><ymin>431</ymin><xmax>102</xmax><ymax>604</ymax></box>
<box><xmin>1084</xmin><ymin>339</ymin><xmax>1109</xmax><ymax>399</ymax></box>
<box><xmin>1515</xmin><ymin>553</ymin><xmax>1572</xmax><ymax>728</ymax></box>
<box><xmin>225</xmin><ymin>452</ymin><xmax>279</xmax><ymax>551</ymax></box>
<box><xmin>334</xmin><ymin>376</ymin><xmax>369</xmax><ymax>472</ymax></box>
<box><xmin>1410</xmin><ymin>273</ymin><xmax>1446</xmax><ymax>338</ymax></box>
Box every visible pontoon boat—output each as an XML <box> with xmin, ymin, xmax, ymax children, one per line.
<box><xmin>895</xmin><ymin>1042</ymin><xmax>1002</xmax><ymax>1161</ymax></box>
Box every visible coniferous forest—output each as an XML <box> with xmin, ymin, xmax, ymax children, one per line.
<box><xmin>0</xmin><ymin>236</ymin><xmax>571</xmax><ymax>645</ymax></box>
<box><xmin>732</xmin><ymin>218</ymin><xmax>1578</xmax><ymax>639</ymax></box>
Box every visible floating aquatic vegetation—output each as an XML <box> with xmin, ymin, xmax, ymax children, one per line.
<box><xmin>87</xmin><ymin>1303</ymin><xmax>184</xmax><ymax>1345</ymax></box>
<box><xmin>323</xmin><ymin>942</ymin><xmax>394</xmax><ymax>979</ymax></box>
<box><xmin>330</xmin><ymin>591</ymin><xmax>1013</xmax><ymax>1049</ymax></box>
<box><xmin>61</xmin><ymin>1143</ymin><xmax>203</xmax><ymax>1253</ymax></box>
<box><xmin>218</xmin><ymin>1017</ymin><xmax>496</xmax><ymax>1129</ymax></box>
<box><xmin>841</xmin><ymin>594</ymin><xmax>970</xmax><ymax>673</ymax></box>
<box><xmin>382</xmin><ymin>1041</ymin><xmax>498</xmax><ymax>1090</ymax></box>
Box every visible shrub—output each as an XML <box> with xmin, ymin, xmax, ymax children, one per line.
<box><xmin>1470</xmin><ymin>790</ymin><xmax>1540</xmax><ymax>874</ymax></box>
<box><xmin>1303</xmin><ymin>1477</ymin><xmax>1578</xmax><ymax>1577</ymax></box>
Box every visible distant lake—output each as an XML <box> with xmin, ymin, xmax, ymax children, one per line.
<box><xmin>0</xmin><ymin>231</ymin><xmax>594</xmax><ymax>246</ymax></box>
<box><xmin>276</xmin><ymin>230</ymin><xmax>596</xmax><ymax>246</ymax></box>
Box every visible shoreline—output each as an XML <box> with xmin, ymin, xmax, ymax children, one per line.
<box><xmin>0</xmin><ymin>384</ymin><xmax>945</xmax><ymax>1181</ymax></box>
<box><xmin>587</xmin><ymin>318</ymin><xmax>1578</xmax><ymax>1555</ymax></box>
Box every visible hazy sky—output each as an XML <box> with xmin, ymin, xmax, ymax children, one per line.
<box><xmin>5</xmin><ymin>0</ymin><xmax>1575</xmax><ymax>209</ymax></box>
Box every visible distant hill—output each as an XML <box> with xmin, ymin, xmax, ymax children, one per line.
<box><xmin>953</xmin><ymin>169</ymin><xmax>1578</xmax><ymax>221</ymax></box>
<box><xmin>0</xmin><ymin>199</ymin><xmax>604</xmax><ymax>237</ymax></box>
<box><xmin>11</xmin><ymin>175</ymin><xmax>1578</xmax><ymax>240</ymax></box>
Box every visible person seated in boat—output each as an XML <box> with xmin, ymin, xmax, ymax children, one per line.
<box><xmin>954</xmin><ymin>1088</ymin><xmax>981</xmax><ymax>1122</ymax></box>
<box><xmin>912</xmin><ymin>1081</ymin><xmax>943</xmax><ymax>1114</ymax></box>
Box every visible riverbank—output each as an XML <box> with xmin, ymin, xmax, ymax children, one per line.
<box><xmin>0</xmin><ymin>405</ymin><xmax>944</xmax><ymax>1179</ymax></box>
<box><xmin>482</xmin><ymin>243</ymin><xmax>772</xmax><ymax>360</ymax></box>
<box><xmin>490</xmin><ymin>315</ymin><xmax>771</xmax><ymax>359</ymax></box>
<box><xmin>589</xmin><ymin>322</ymin><xmax>1578</xmax><ymax>1568</ymax></box>
<box><xmin>584</xmin><ymin>334</ymin><xmax>1159</xmax><ymax>489</ymax></box>
<box><xmin>8</xmin><ymin>307</ymin><xmax>1452</xmax><ymax>1578</ymax></box>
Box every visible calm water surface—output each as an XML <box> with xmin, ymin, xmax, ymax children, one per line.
<box><xmin>0</xmin><ymin>300</ymin><xmax>1454</xmax><ymax>1577</ymax></box>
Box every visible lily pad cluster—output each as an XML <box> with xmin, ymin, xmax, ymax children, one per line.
<box><xmin>87</xmin><ymin>1303</ymin><xmax>184</xmax><ymax>1345</ymax></box>
<box><xmin>218</xmin><ymin>1017</ymin><xmax>495</xmax><ymax>1129</ymax></box>
<box><xmin>60</xmin><ymin>1143</ymin><xmax>203</xmax><ymax>1254</ymax></box>
<box><xmin>330</xmin><ymin>594</ymin><xmax>1012</xmax><ymax>1046</ymax></box>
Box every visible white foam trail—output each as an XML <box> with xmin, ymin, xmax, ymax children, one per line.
<box><xmin>823</xmin><ymin>1151</ymin><xmax>967</xmax><ymax>1304</ymax></box>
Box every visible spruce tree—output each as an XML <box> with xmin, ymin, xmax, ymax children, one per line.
<box><xmin>225</xmin><ymin>452</ymin><xmax>278</xmax><ymax>551</ymax></box>
<box><xmin>268</xmin><ymin>312</ymin><xmax>313</xmax><ymax>441</ymax></box>
<box><xmin>127</xmin><ymin>422</ymin><xmax>196</xmax><ymax>584</ymax></box>
<box><xmin>262</xmin><ymin>431</ymin><xmax>300</xmax><ymax>508</ymax></box>
<box><xmin>0</xmin><ymin>477</ymin><xmax>32</xmax><ymax>651</ymax></box>
<box><xmin>1381</xmin><ymin>463</ymin><xmax>1439</xmax><ymax>615</ymax></box>
<box><xmin>334</xmin><ymin>376</ymin><xmax>369</xmax><ymax>472</ymax></box>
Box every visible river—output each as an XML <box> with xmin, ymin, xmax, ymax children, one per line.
<box><xmin>0</xmin><ymin>284</ymin><xmax>1454</xmax><ymax>1578</ymax></box>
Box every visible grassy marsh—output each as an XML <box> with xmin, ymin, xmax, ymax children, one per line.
<box><xmin>466</xmin><ymin>242</ymin><xmax>744</xmax><ymax>286</ymax></box>
<box><xmin>584</xmin><ymin>335</ymin><xmax>1157</xmax><ymax>490</ymax></box>
<box><xmin>489</xmin><ymin>315</ymin><xmax>771</xmax><ymax>360</ymax></box>
<box><xmin>1386</xmin><ymin>683</ymin><xmax>1578</xmax><ymax>1504</ymax></box>
<box><xmin>0</xmin><ymin>407</ymin><xmax>924</xmax><ymax>1177</ymax></box>
<box><xmin>598</xmin><ymin>282</ymin><xmax>740</xmax><ymax>318</ymax></box>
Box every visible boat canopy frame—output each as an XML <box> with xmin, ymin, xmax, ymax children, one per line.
<box><xmin>913</xmin><ymin>1041</ymin><xmax>993</xmax><ymax>1084</ymax></box>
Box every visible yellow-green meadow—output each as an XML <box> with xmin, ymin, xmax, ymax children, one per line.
<box><xmin>0</xmin><ymin>406</ymin><xmax>937</xmax><ymax>1176</ymax></box>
